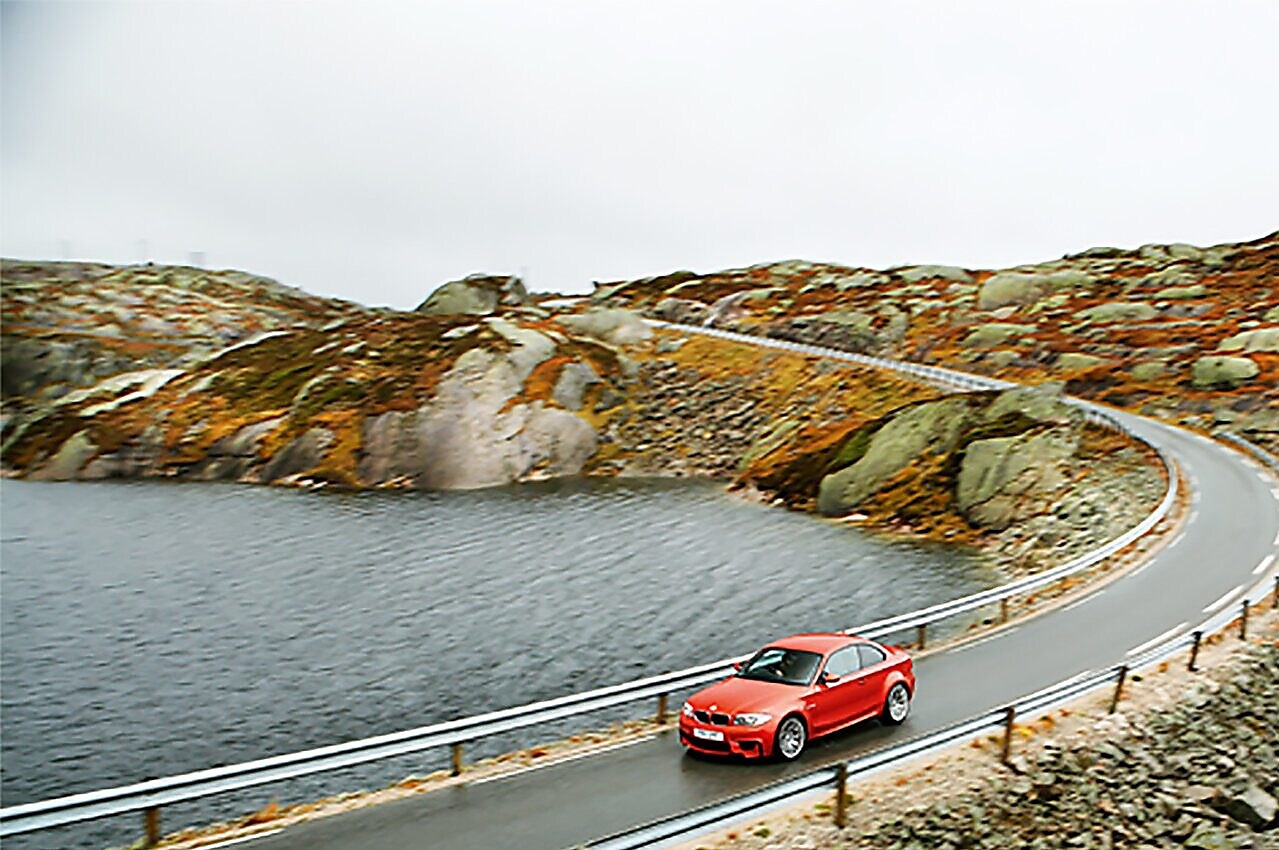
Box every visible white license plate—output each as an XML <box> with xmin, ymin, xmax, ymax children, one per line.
<box><xmin>692</xmin><ymin>728</ymin><xmax>724</xmax><ymax>742</ymax></box>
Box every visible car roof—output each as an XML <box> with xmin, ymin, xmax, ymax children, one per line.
<box><xmin>766</xmin><ymin>632</ymin><xmax>862</xmax><ymax>654</ymax></box>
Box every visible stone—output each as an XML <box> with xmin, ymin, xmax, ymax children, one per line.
<box><xmin>260</xmin><ymin>427</ymin><xmax>334</xmax><ymax>482</ymax></box>
<box><xmin>1213</xmin><ymin>784</ymin><xmax>1277</xmax><ymax>831</ymax></box>
<box><xmin>1055</xmin><ymin>353</ymin><xmax>1109</xmax><ymax>372</ymax></box>
<box><xmin>1154</xmin><ymin>284</ymin><xmax>1208</xmax><ymax>300</ymax></box>
<box><xmin>1130</xmin><ymin>361</ymin><xmax>1169</xmax><ymax>382</ymax></box>
<box><xmin>979</xmin><ymin>273</ymin><xmax>1049</xmax><ymax>310</ymax></box>
<box><xmin>895</xmin><ymin>264</ymin><xmax>973</xmax><ymax>284</ymax></box>
<box><xmin>817</xmin><ymin>396</ymin><xmax>974</xmax><ymax>515</ymax></box>
<box><xmin>1044</xmin><ymin>269</ymin><xmax>1095</xmax><ymax>289</ymax></box>
<box><xmin>961</xmin><ymin>323</ymin><xmax>1036</xmax><ymax>349</ymax></box>
<box><xmin>1075</xmin><ymin>302</ymin><xmax>1159</xmax><ymax>323</ymax></box>
<box><xmin>652</xmin><ymin>297</ymin><xmax>710</xmax><ymax>325</ymax></box>
<box><xmin>29</xmin><ymin>430</ymin><xmax>97</xmax><ymax>481</ymax></box>
<box><xmin>1218</xmin><ymin>327</ymin><xmax>1279</xmax><ymax>353</ymax></box>
<box><xmin>556</xmin><ymin>308</ymin><xmax>653</xmax><ymax>346</ymax></box>
<box><xmin>1191</xmin><ymin>356</ymin><xmax>1259</xmax><ymax>389</ymax></box>
<box><xmin>484</xmin><ymin>319</ymin><xmax>557</xmax><ymax>382</ymax></box>
<box><xmin>1183</xmin><ymin>823</ymin><xmax>1235</xmax><ymax>850</ymax></box>
<box><xmin>551</xmin><ymin>361</ymin><xmax>600</xmax><ymax>410</ymax></box>
<box><xmin>415</xmin><ymin>273</ymin><xmax>530</xmax><ymax>316</ymax></box>
<box><xmin>957</xmin><ymin>428</ymin><xmax>1078</xmax><ymax>530</ymax></box>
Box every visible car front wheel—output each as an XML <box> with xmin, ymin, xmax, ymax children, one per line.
<box><xmin>882</xmin><ymin>682</ymin><xmax>911</xmax><ymax>725</ymax></box>
<box><xmin>774</xmin><ymin>715</ymin><xmax>807</xmax><ymax>760</ymax></box>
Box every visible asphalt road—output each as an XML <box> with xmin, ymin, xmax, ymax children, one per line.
<box><xmin>256</xmin><ymin>412</ymin><xmax>1278</xmax><ymax>850</ymax></box>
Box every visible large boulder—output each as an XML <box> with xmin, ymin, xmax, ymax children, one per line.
<box><xmin>1191</xmin><ymin>355</ymin><xmax>1259</xmax><ymax>389</ymax></box>
<box><xmin>556</xmin><ymin>308</ymin><xmax>652</xmax><ymax>346</ymax></box>
<box><xmin>978</xmin><ymin>273</ymin><xmax>1049</xmax><ymax>310</ymax></box>
<box><xmin>895</xmin><ymin>265</ymin><xmax>973</xmax><ymax>285</ymax></box>
<box><xmin>652</xmin><ymin>297</ymin><xmax>710</xmax><ymax>325</ymax></box>
<box><xmin>956</xmin><ymin>428</ymin><xmax>1078</xmax><ymax>530</ymax></box>
<box><xmin>1218</xmin><ymin>327</ymin><xmax>1279</xmax><ymax>353</ymax></box>
<box><xmin>1074</xmin><ymin>302</ymin><xmax>1159</xmax><ymax>323</ymax></box>
<box><xmin>416</xmin><ymin>274</ymin><xmax>530</xmax><ymax>316</ymax></box>
<box><xmin>358</xmin><ymin>347</ymin><xmax>598</xmax><ymax>489</ymax></box>
<box><xmin>817</xmin><ymin>397</ymin><xmax>973</xmax><ymax>515</ymax></box>
<box><xmin>961</xmin><ymin>323</ymin><xmax>1036</xmax><ymax>349</ymax></box>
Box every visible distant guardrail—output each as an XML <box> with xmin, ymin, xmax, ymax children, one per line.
<box><xmin>0</xmin><ymin>321</ymin><xmax>1183</xmax><ymax>844</ymax></box>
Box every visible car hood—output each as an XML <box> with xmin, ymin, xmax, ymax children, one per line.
<box><xmin>690</xmin><ymin>676</ymin><xmax>803</xmax><ymax>715</ymax></box>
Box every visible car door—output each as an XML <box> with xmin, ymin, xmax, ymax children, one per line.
<box><xmin>806</xmin><ymin>646</ymin><xmax>863</xmax><ymax>735</ymax></box>
<box><xmin>855</xmin><ymin>642</ymin><xmax>892</xmax><ymax>718</ymax></box>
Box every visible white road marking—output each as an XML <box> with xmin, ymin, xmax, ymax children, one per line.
<box><xmin>469</xmin><ymin>734</ymin><xmax>658</xmax><ymax>786</ymax></box>
<box><xmin>200</xmin><ymin>830</ymin><xmax>284</xmax><ymax>850</ymax></box>
<box><xmin>1255</xmin><ymin>554</ymin><xmax>1276</xmax><ymax>576</ymax></box>
<box><xmin>1062</xmin><ymin>592</ymin><xmax>1101</xmax><ymax>613</ymax></box>
<box><xmin>1274</xmin><ymin>529</ymin><xmax>1279</xmax><ymax>546</ymax></box>
<box><xmin>1271</xmin><ymin>487</ymin><xmax>1279</xmax><ymax>501</ymax></box>
<box><xmin>1192</xmin><ymin>489</ymin><xmax>1201</xmax><ymax>506</ymax></box>
<box><xmin>1203</xmin><ymin>585</ymin><xmax>1244</xmax><ymax>614</ymax></box>
<box><xmin>1127</xmin><ymin>623</ymin><xmax>1187</xmax><ymax>657</ymax></box>
<box><xmin>1262</xmin><ymin>470</ymin><xmax>1272</xmax><ymax>483</ymax></box>
<box><xmin>1189</xmin><ymin>509</ymin><xmax>1200</xmax><ymax>523</ymax></box>
<box><xmin>949</xmin><ymin>628</ymin><xmax>1019</xmax><ymax>653</ymax></box>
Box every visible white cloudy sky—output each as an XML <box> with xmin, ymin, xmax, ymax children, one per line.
<box><xmin>3</xmin><ymin>1</ymin><xmax>1277</xmax><ymax>308</ymax></box>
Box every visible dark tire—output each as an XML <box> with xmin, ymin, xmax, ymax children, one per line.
<box><xmin>773</xmin><ymin>715</ymin><xmax>807</xmax><ymax>761</ymax></box>
<box><xmin>882</xmin><ymin>682</ymin><xmax>911</xmax><ymax>725</ymax></box>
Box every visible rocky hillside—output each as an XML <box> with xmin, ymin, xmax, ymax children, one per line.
<box><xmin>1</xmin><ymin>259</ymin><xmax>374</xmax><ymax>406</ymax></box>
<box><xmin>11</xmin><ymin>233</ymin><xmax>1264</xmax><ymax>554</ymax></box>
<box><xmin>595</xmin><ymin>232</ymin><xmax>1279</xmax><ymax>456</ymax></box>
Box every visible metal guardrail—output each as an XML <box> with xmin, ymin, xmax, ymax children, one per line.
<box><xmin>0</xmin><ymin>321</ymin><xmax>1183</xmax><ymax>841</ymax></box>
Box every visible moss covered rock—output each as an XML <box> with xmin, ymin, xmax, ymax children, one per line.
<box><xmin>1191</xmin><ymin>355</ymin><xmax>1260</xmax><ymax>389</ymax></box>
<box><xmin>1074</xmin><ymin>302</ymin><xmax>1159</xmax><ymax>323</ymax></box>
<box><xmin>978</xmin><ymin>273</ymin><xmax>1048</xmax><ymax>311</ymax></box>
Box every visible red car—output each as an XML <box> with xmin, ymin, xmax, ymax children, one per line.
<box><xmin>678</xmin><ymin>633</ymin><xmax>914</xmax><ymax>761</ymax></box>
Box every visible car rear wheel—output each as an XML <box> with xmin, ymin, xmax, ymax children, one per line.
<box><xmin>882</xmin><ymin>682</ymin><xmax>911</xmax><ymax>725</ymax></box>
<box><xmin>774</xmin><ymin>715</ymin><xmax>807</xmax><ymax>760</ymax></box>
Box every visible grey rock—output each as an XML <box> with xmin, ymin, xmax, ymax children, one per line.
<box><xmin>1218</xmin><ymin>327</ymin><xmax>1279</xmax><ymax>354</ymax></box>
<box><xmin>1213</xmin><ymin>784</ymin><xmax>1277</xmax><ymax>831</ymax></box>
<box><xmin>1191</xmin><ymin>356</ymin><xmax>1259</xmax><ymax>389</ymax></box>
<box><xmin>979</xmin><ymin>273</ymin><xmax>1049</xmax><ymax>311</ymax></box>
<box><xmin>415</xmin><ymin>273</ymin><xmax>530</xmax><ymax>316</ymax></box>
<box><xmin>1075</xmin><ymin>302</ymin><xmax>1159</xmax><ymax>323</ymax></box>
<box><xmin>556</xmin><ymin>308</ymin><xmax>652</xmax><ymax>346</ymax></box>
<box><xmin>551</xmin><ymin>361</ymin><xmax>600</xmax><ymax>410</ymax></box>
<box><xmin>895</xmin><ymin>264</ymin><xmax>973</xmax><ymax>284</ymax></box>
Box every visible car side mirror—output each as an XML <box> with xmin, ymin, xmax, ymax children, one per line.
<box><xmin>821</xmin><ymin>672</ymin><xmax>841</xmax><ymax>686</ymax></box>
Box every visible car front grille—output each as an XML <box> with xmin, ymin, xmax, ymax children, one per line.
<box><xmin>693</xmin><ymin>710</ymin><xmax>710</xmax><ymax>724</ymax></box>
<box><xmin>692</xmin><ymin>710</ymin><xmax>731</xmax><ymax>726</ymax></box>
<box><xmin>711</xmin><ymin>712</ymin><xmax>730</xmax><ymax>726</ymax></box>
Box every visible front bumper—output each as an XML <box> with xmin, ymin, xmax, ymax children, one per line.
<box><xmin>678</xmin><ymin>717</ymin><xmax>772</xmax><ymax>758</ymax></box>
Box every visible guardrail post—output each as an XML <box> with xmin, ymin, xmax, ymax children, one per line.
<box><xmin>1240</xmin><ymin>598</ymin><xmax>1249</xmax><ymax>640</ymax></box>
<box><xmin>143</xmin><ymin>807</ymin><xmax>160</xmax><ymax>848</ymax></box>
<box><xmin>1109</xmin><ymin>665</ymin><xmax>1128</xmax><ymax>714</ymax></box>
<box><xmin>1000</xmin><ymin>706</ymin><xmax>1015</xmax><ymax>764</ymax></box>
<box><xmin>834</xmin><ymin>762</ymin><xmax>848</xmax><ymax>828</ymax></box>
<box><xmin>916</xmin><ymin>623</ymin><xmax>927</xmax><ymax>650</ymax></box>
<box><xmin>656</xmin><ymin>693</ymin><xmax>669</xmax><ymax>724</ymax></box>
<box><xmin>1188</xmin><ymin>630</ymin><xmax>1202</xmax><ymax>671</ymax></box>
<box><xmin>450</xmin><ymin>742</ymin><xmax>465</xmax><ymax>777</ymax></box>
<box><xmin>999</xmin><ymin>598</ymin><xmax>1009</xmax><ymax>624</ymax></box>
<box><xmin>1273</xmin><ymin>576</ymin><xmax>1279</xmax><ymax>608</ymax></box>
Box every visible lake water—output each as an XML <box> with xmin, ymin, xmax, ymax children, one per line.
<box><xmin>0</xmin><ymin>477</ymin><xmax>992</xmax><ymax>847</ymax></box>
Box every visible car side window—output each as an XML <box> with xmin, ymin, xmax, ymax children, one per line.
<box><xmin>824</xmin><ymin>646</ymin><xmax>861</xmax><ymax>678</ymax></box>
<box><xmin>857</xmin><ymin>643</ymin><xmax>886</xmax><ymax>668</ymax></box>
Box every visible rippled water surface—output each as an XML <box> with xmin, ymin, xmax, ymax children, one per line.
<box><xmin>1</xmin><ymin>478</ymin><xmax>992</xmax><ymax>847</ymax></box>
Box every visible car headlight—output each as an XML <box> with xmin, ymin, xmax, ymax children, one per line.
<box><xmin>733</xmin><ymin>712</ymin><xmax>772</xmax><ymax>727</ymax></box>
<box><xmin>681</xmin><ymin>702</ymin><xmax>695</xmax><ymax>718</ymax></box>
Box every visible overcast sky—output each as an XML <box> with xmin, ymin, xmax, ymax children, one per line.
<box><xmin>3</xmin><ymin>1</ymin><xmax>1277</xmax><ymax>308</ymax></box>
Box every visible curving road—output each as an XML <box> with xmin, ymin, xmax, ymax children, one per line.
<box><xmin>247</xmin><ymin>404</ymin><xmax>1279</xmax><ymax>849</ymax></box>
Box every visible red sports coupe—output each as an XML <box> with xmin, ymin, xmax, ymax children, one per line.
<box><xmin>679</xmin><ymin>633</ymin><xmax>915</xmax><ymax>760</ymax></box>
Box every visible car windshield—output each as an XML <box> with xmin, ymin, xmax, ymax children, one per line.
<box><xmin>736</xmin><ymin>647</ymin><xmax>822</xmax><ymax>686</ymax></box>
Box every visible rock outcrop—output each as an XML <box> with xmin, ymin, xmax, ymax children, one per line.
<box><xmin>414</xmin><ymin>274</ymin><xmax>530</xmax><ymax>316</ymax></box>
